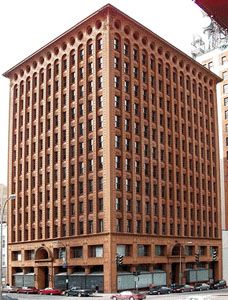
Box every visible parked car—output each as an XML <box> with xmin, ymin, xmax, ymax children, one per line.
<box><xmin>171</xmin><ymin>284</ymin><xmax>194</xmax><ymax>293</ymax></box>
<box><xmin>210</xmin><ymin>280</ymin><xmax>227</xmax><ymax>289</ymax></box>
<box><xmin>194</xmin><ymin>283</ymin><xmax>210</xmax><ymax>291</ymax></box>
<box><xmin>2</xmin><ymin>285</ymin><xmax>18</xmax><ymax>293</ymax></box>
<box><xmin>110</xmin><ymin>290</ymin><xmax>146</xmax><ymax>300</ymax></box>
<box><xmin>148</xmin><ymin>286</ymin><xmax>171</xmax><ymax>295</ymax></box>
<box><xmin>39</xmin><ymin>287</ymin><xmax>63</xmax><ymax>295</ymax></box>
<box><xmin>17</xmin><ymin>286</ymin><xmax>39</xmax><ymax>294</ymax></box>
<box><xmin>64</xmin><ymin>287</ymin><xmax>93</xmax><ymax>297</ymax></box>
<box><xmin>3</xmin><ymin>295</ymin><xmax>18</xmax><ymax>300</ymax></box>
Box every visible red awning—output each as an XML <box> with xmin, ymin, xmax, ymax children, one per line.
<box><xmin>195</xmin><ymin>0</ymin><xmax>228</xmax><ymax>30</ymax></box>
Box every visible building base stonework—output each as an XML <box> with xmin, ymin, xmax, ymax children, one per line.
<box><xmin>8</xmin><ymin>236</ymin><xmax>222</xmax><ymax>292</ymax></box>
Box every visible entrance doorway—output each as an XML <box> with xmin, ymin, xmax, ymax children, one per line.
<box><xmin>37</xmin><ymin>267</ymin><xmax>49</xmax><ymax>289</ymax></box>
<box><xmin>171</xmin><ymin>263</ymin><xmax>180</xmax><ymax>284</ymax></box>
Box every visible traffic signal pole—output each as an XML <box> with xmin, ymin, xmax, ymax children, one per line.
<box><xmin>212</xmin><ymin>249</ymin><xmax>217</xmax><ymax>283</ymax></box>
<box><xmin>133</xmin><ymin>272</ymin><xmax>140</xmax><ymax>292</ymax></box>
<box><xmin>195</xmin><ymin>250</ymin><xmax>200</xmax><ymax>283</ymax></box>
<box><xmin>115</xmin><ymin>254</ymin><xmax>124</xmax><ymax>291</ymax></box>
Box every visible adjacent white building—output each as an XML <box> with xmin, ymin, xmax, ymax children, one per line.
<box><xmin>192</xmin><ymin>21</ymin><xmax>228</xmax><ymax>282</ymax></box>
<box><xmin>1</xmin><ymin>223</ymin><xmax>7</xmax><ymax>284</ymax></box>
<box><xmin>0</xmin><ymin>184</ymin><xmax>7</xmax><ymax>283</ymax></box>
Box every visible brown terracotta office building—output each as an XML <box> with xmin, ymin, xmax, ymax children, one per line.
<box><xmin>4</xmin><ymin>4</ymin><xmax>222</xmax><ymax>292</ymax></box>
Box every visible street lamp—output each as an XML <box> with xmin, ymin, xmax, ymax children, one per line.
<box><xmin>175</xmin><ymin>241</ymin><xmax>192</xmax><ymax>285</ymax></box>
<box><xmin>0</xmin><ymin>194</ymin><xmax>16</xmax><ymax>300</ymax></box>
<box><xmin>176</xmin><ymin>242</ymin><xmax>182</xmax><ymax>285</ymax></box>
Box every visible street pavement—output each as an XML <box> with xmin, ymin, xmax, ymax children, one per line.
<box><xmin>3</xmin><ymin>288</ymin><xmax>228</xmax><ymax>300</ymax></box>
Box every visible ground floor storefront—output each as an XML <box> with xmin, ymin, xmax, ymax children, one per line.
<box><xmin>8</xmin><ymin>235</ymin><xmax>222</xmax><ymax>292</ymax></box>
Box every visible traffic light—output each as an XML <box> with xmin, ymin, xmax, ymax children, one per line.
<box><xmin>118</xmin><ymin>255</ymin><xmax>123</xmax><ymax>265</ymax></box>
<box><xmin>195</xmin><ymin>251</ymin><xmax>200</xmax><ymax>264</ymax></box>
<box><xmin>115</xmin><ymin>254</ymin><xmax>124</xmax><ymax>265</ymax></box>
<box><xmin>212</xmin><ymin>249</ymin><xmax>217</xmax><ymax>261</ymax></box>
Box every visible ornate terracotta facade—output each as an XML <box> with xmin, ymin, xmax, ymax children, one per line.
<box><xmin>4</xmin><ymin>4</ymin><xmax>222</xmax><ymax>292</ymax></box>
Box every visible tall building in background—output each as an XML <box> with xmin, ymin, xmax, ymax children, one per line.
<box><xmin>0</xmin><ymin>184</ymin><xmax>7</xmax><ymax>222</ymax></box>
<box><xmin>192</xmin><ymin>0</ymin><xmax>228</xmax><ymax>283</ymax></box>
<box><xmin>192</xmin><ymin>19</ymin><xmax>228</xmax><ymax>282</ymax></box>
<box><xmin>3</xmin><ymin>4</ymin><xmax>222</xmax><ymax>292</ymax></box>
<box><xmin>0</xmin><ymin>184</ymin><xmax>8</xmax><ymax>283</ymax></box>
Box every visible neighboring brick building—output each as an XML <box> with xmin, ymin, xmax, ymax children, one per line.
<box><xmin>3</xmin><ymin>4</ymin><xmax>222</xmax><ymax>292</ymax></box>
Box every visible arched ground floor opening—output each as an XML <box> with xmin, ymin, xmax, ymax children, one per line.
<box><xmin>36</xmin><ymin>266</ymin><xmax>49</xmax><ymax>289</ymax></box>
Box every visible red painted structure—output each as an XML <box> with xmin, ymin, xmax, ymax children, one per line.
<box><xmin>194</xmin><ymin>0</ymin><xmax>228</xmax><ymax>30</ymax></box>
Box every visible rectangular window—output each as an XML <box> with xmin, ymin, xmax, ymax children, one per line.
<box><xmin>98</xmin><ymin>198</ymin><xmax>103</xmax><ymax>211</ymax></box>
<box><xmin>72</xmin><ymin>246</ymin><xmax>83</xmax><ymax>258</ymax></box>
<box><xmin>199</xmin><ymin>246</ymin><xmax>207</xmax><ymax>256</ymax></box>
<box><xmin>155</xmin><ymin>245</ymin><xmax>165</xmax><ymax>256</ymax></box>
<box><xmin>221</xmin><ymin>56</ymin><xmax>227</xmax><ymax>65</ymax></box>
<box><xmin>114</xmin><ymin>76</ymin><xmax>120</xmax><ymax>89</ymax></box>
<box><xmin>98</xmin><ymin>219</ymin><xmax>104</xmax><ymax>232</ymax></box>
<box><xmin>224</xmin><ymin>84</ymin><xmax>228</xmax><ymax>94</ymax></box>
<box><xmin>98</xmin><ymin>95</ymin><xmax>103</xmax><ymax>108</ymax></box>
<box><xmin>115</xmin><ymin>135</ymin><xmax>121</xmax><ymax>148</ymax></box>
<box><xmin>114</xmin><ymin>37</ymin><xmax>119</xmax><ymax>50</ymax></box>
<box><xmin>88</xmin><ymin>43</ymin><xmax>93</xmax><ymax>55</ymax></box>
<box><xmin>79</xmin><ymin>49</ymin><xmax>84</xmax><ymax>60</ymax></box>
<box><xmin>124</xmin><ymin>80</ymin><xmax>130</xmax><ymax>93</ymax></box>
<box><xmin>115</xmin><ymin>95</ymin><xmax>121</xmax><ymax>108</ymax></box>
<box><xmin>127</xmin><ymin>219</ymin><xmax>132</xmax><ymax>232</ymax></box>
<box><xmin>133</xmin><ymin>48</ymin><xmax>138</xmax><ymax>61</ymax></box>
<box><xmin>98</xmin><ymin>76</ymin><xmax>103</xmax><ymax>89</ymax></box>
<box><xmin>117</xmin><ymin>244</ymin><xmax>131</xmax><ymax>256</ymax></box>
<box><xmin>79</xmin><ymin>85</ymin><xmax>84</xmax><ymax>97</ymax></box>
<box><xmin>224</xmin><ymin>97</ymin><xmax>228</xmax><ymax>106</ymax></box>
<box><xmin>97</xmin><ymin>38</ymin><xmax>102</xmax><ymax>50</ymax></box>
<box><xmin>88</xmin><ymin>62</ymin><xmax>93</xmax><ymax>74</ymax></box>
<box><xmin>115</xmin><ymin>115</ymin><xmax>121</xmax><ymax>128</ymax></box>
<box><xmin>208</xmin><ymin>61</ymin><xmax>213</xmax><ymax>70</ymax></box>
<box><xmin>114</xmin><ymin>57</ymin><xmax>119</xmax><ymax>69</ymax></box>
<box><xmin>124</xmin><ymin>43</ymin><xmax>129</xmax><ymax>56</ymax></box>
<box><xmin>79</xmin><ymin>221</ymin><xmax>83</xmax><ymax>234</ymax></box>
<box><xmin>133</xmin><ymin>67</ymin><xmax>138</xmax><ymax>79</ymax></box>
<box><xmin>222</xmin><ymin>71</ymin><xmax>228</xmax><ymax>80</ymax></box>
<box><xmin>124</xmin><ymin>62</ymin><xmax>129</xmax><ymax>74</ymax></box>
<box><xmin>137</xmin><ymin>245</ymin><xmax>150</xmax><ymax>256</ymax></box>
<box><xmin>134</xmin><ymin>85</ymin><xmax>139</xmax><ymax>97</ymax></box>
<box><xmin>116</xmin><ymin>219</ymin><xmax>122</xmax><ymax>232</ymax></box>
<box><xmin>136</xmin><ymin>220</ymin><xmax>141</xmax><ymax>233</ymax></box>
<box><xmin>115</xmin><ymin>197</ymin><xmax>121</xmax><ymax>210</ymax></box>
<box><xmin>225</xmin><ymin>111</ymin><xmax>228</xmax><ymax>119</ymax></box>
<box><xmin>88</xmin><ymin>220</ymin><xmax>93</xmax><ymax>233</ymax></box>
<box><xmin>97</xmin><ymin>57</ymin><xmax>103</xmax><ymax>69</ymax></box>
<box><xmin>125</xmin><ymin>98</ymin><xmax>130</xmax><ymax>112</ymax></box>
<box><xmin>116</xmin><ymin>176</ymin><xmax>121</xmax><ymax>190</ymax></box>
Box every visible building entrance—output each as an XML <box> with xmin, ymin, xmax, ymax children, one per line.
<box><xmin>35</xmin><ymin>247</ymin><xmax>52</xmax><ymax>289</ymax></box>
<box><xmin>171</xmin><ymin>263</ymin><xmax>180</xmax><ymax>284</ymax></box>
<box><xmin>37</xmin><ymin>266</ymin><xmax>49</xmax><ymax>289</ymax></box>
